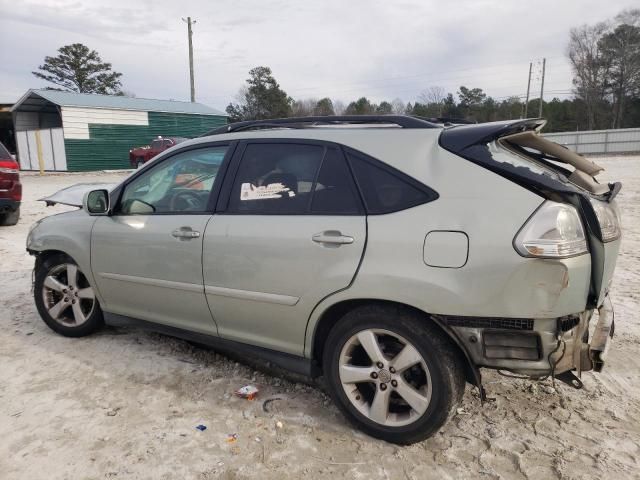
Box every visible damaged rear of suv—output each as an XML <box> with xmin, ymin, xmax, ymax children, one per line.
<box><xmin>438</xmin><ymin>119</ymin><xmax>620</xmax><ymax>386</ymax></box>
<box><xmin>28</xmin><ymin>115</ymin><xmax>621</xmax><ymax>444</ymax></box>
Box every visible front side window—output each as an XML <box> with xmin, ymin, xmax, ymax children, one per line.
<box><xmin>119</xmin><ymin>146</ymin><xmax>228</xmax><ymax>214</ymax></box>
<box><xmin>150</xmin><ymin>139</ymin><xmax>163</xmax><ymax>150</ymax></box>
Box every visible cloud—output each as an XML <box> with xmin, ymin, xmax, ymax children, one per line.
<box><xmin>1</xmin><ymin>0</ymin><xmax>637</xmax><ymax>108</ymax></box>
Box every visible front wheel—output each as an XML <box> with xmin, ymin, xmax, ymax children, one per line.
<box><xmin>323</xmin><ymin>305</ymin><xmax>465</xmax><ymax>444</ymax></box>
<box><xmin>136</xmin><ymin>158</ymin><xmax>145</xmax><ymax>168</ymax></box>
<box><xmin>34</xmin><ymin>253</ymin><xmax>104</xmax><ymax>337</ymax></box>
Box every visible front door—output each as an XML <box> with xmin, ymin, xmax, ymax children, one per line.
<box><xmin>92</xmin><ymin>144</ymin><xmax>230</xmax><ymax>335</ymax></box>
<box><xmin>203</xmin><ymin>141</ymin><xmax>366</xmax><ymax>355</ymax></box>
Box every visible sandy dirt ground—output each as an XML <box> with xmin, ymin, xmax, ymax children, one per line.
<box><xmin>1</xmin><ymin>158</ymin><xmax>639</xmax><ymax>480</ymax></box>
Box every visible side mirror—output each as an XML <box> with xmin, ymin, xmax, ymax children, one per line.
<box><xmin>84</xmin><ymin>189</ymin><xmax>110</xmax><ymax>215</ymax></box>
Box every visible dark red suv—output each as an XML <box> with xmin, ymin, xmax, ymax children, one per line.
<box><xmin>0</xmin><ymin>141</ymin><xmax>21</xmax><ymax>226</ymax></box>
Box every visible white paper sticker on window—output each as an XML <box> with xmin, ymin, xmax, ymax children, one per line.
<box><xmin>240</xmin><ymin>182</ymin><xmax>296</xmax><ymax>201</ymax></box>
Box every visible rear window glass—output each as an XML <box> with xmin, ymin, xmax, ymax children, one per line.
<box><xmin>346</xmin><ymin>150</ymin><xmax>436</xmax><ymax>214</ymax></box>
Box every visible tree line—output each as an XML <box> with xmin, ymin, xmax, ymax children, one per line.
<box><xmin>227</xmin><ymin>9</ymin><xmax>639</xmax><ymax>132</ymax></box>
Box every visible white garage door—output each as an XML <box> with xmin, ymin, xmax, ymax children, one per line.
<box><xmin>16</xmin><ymin>128</ymin><xmax>67</xmax><ymax>171</ymax></box>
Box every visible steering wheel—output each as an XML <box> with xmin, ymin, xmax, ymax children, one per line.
<box><xmin>169</xmin><ymin>190</ymin><xmax>205</xmax><ymax>211</ymax></box>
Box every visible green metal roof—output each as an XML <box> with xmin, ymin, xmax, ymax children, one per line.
<box><xmin>12</xmin><ymin>89</ymin><xmax>227</xmax><ymax>116</ymax></box>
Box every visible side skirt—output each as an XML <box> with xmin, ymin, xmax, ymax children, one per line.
<box><xmin>104</xmin><ymin>313</ymin><xmax>320</xmax><ymax>378</ymax></box>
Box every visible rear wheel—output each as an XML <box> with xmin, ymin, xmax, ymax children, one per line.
<box><xmin>0</xmin><ymin>206</ymin><xmax>19</xmax><ymax>226</ymax></box>
<box><xmin>34</xmin><ymin>253</ymin><xmax>104</xmax><ymax>337</ymax></box>
<box><xmin>323</xmin><ymin>305</ymin><xmax>464</xmax><ymax>444</ymax></box>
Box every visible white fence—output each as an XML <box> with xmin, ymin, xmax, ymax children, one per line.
<box><xmin>15</xmin><ymin>128</ymin><xmax>67</xmax><ymax>171</ymax></box>
<box><xmin>542</xmin><ymin>127</ymin><xmax>640</xmax><ymax>155</ymax></box>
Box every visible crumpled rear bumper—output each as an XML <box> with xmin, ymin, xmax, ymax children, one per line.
<box><xmin>554</xmin><ymin>295</ymin><xmax>615</xmax><ymax>375</ymax></box>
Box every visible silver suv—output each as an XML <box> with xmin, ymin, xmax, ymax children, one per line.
<box><xmin>27</xmin><ymin>116</ymin><xmax>621</xmax><ymax>444</ymax></box>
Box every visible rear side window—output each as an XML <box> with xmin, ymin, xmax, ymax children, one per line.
<box><xmin>346</xmin><ymin>150</ymin><xmax>437</xmax><ymax>214</ymax></box>
<box><xmin>311</xmin><ymin>148</ymin><xmax>362</xmax><ymax>214</ymax></box>
<box><xmin>227</xmin><ymin>143</ymin><xmax>363</xmax><ymax>215</ymax></box>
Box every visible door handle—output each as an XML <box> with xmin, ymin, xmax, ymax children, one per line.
<box><xmin>172</xmin><ymin>227</ymin><xmax>201</xmax><ymax>240</ymax></box>
<box><xmin>312</xmin><ymin>230</ymin><xmax>354</xmax><ymax>245</ymax></box>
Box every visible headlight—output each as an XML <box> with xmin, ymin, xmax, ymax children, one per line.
<box><xmin>26</xmin><ymin>219</ymin><xmax>44</xmax><ymax>249</ymax></box>
<box><xmin>590</xmin><ymin>200</ymin><xmax>621</xmax><ymax>242</ymax></box>
<box><xmin>514</xmin><ymin>201</ymin><xmax>588</xmax><ymax>258</ymax></box>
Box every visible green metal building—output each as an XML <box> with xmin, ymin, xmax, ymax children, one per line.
<box><xmin>11</xmin><ymin>89</ymin><xmax>227</xmax><ymax>171</ymax></box>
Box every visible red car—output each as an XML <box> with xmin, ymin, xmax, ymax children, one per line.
<box><xmin>129</xmin><ymin>136</ymin><xmax>188</xmax><ymax>168</ymax></box>
<box><xmin>0</xmin><ymin>141</ymin><xmax>21</xmax><ymax>226</ymax></box>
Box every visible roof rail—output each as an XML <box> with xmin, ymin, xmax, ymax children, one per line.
<box><xmin>419</xmin><ymin>116</ymin><xmax>476</xmax><ymax>126</ymax></box>
<box><xmin>202</xmin><ymin>115</ymin><xmax>440</xmax><ymax>136</ymax></box>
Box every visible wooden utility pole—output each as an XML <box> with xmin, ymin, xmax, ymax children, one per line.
<box><xmin>524</xmin><ymin>62</ymin><xmax>532</xmax><ymax>118</ymax></box>
<box><xmin>538</xmin><ymin>58</ymin><xmax>546</xmax><ymax>118</ymax></box>
<box><xmin>182</xmin><ymin>17</ymin><xmax>196</xmax><ymax>102</ymax></box>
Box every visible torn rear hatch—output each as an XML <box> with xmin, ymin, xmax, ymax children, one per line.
<box><xmin>439</xmin><ymin>118</ymin><xmax>621</xmax><ymax>309</ymax></box>
<box><xmin>439</xmin><ymin>118</ymin><xmax>618</xmax><ymax>200</ymax></box>
<box><xmin>39</xmin><ymin>183</ymin><xmax>117</xmax><ymax>207</ymax></box>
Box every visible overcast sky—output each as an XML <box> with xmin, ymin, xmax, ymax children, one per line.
<box><xmin>0</xmin><ymin>0</ymin><xmax>636</xmax><ymax>110</ymax></box>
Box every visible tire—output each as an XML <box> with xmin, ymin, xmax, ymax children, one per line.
<box><xmin>323</xmin><ymin>304</ymin><xmax>465</xmax><ymax>444</ymax></box>
<box><xmin>0</xmin><ymin>206</ymin><xmax>19</xmax><ymax>226</ymax></box>
<box><xmin>136</xmin><ymin>158</ymin><xmax>145</xmax><ymax>168</ymax></box>
<box><xmin>34</xmin><ymin>253</ymin><xmax>104</xmax><ymax>337</ymax></box>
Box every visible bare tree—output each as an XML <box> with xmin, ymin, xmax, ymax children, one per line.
<box><xmin>391</xmin><ymin>98</ymin><xmax>405</xmax><ymax>114</ymax></box>
<box><xmin>291</xmin><ymin>98</ymin><xmax>317</xmax><ymax>117</ymax></box>
<box><xmin>567</xmin><ymin>23</ymin><xmax>611</xmax><ymax>129</ymax></box>
<box><xmin>333</xmin><ymin>99</ymin><xmax>346</xmax><ymax>115</ymax></box>
<box><xmin>418</xmin><ymin>86</ymin><xmax>446</xmax><ymax>115</ymax></box>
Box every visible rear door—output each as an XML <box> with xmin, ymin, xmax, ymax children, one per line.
<box><xmin>202</xmin><ymin>140</ymin><xmax>366</xmax><ymax>355</ymax></box>
<box><xmin>92</xmin><ymin>143</ymin><xmax>232</xmax><ymax>335</ymax></box>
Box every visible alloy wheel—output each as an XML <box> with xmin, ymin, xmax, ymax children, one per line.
<box><xmin>42</xmin><ymin>263</ymin><xmax>96</xmax><ymax>327</ymax></box>
<box><xmin>338</xmin><ymin>329</ymin><xmax>432</xmax><ymax>427</ymax></box>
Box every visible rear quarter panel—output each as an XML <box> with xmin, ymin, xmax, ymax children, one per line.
<box><xmin>304</xmin><ymin>141</ymin><xmax>592</xmax><ymax>356</ymax></box>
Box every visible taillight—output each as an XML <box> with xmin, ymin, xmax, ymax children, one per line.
<box><xmin>0</xmin><ymin>160</ymin><xmax>19</xmax><ymax>174</ymax></box>
<box><xmin>11</xmin><ymin>183</ymin><xmax>22</xmax><ymax>201</ymax></box>
<box><xmin>590</xmin><ymin>199</ymin><xmax>621</xmax><ymax>242</ymax></box>
<box><xmin>514</xmin><ymin>201</ymin><xmax>588</xmax><ymax>258</ymax></box>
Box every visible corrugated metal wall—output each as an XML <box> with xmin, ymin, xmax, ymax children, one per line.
<box><xmin>542</xmin><ymin>127</ymin><xmax>640</xmax><ymax>155</ymax></box>
<box><xmin>64</xmin><ymin>112</ymin><xmax>227</xmax><ymax>171</ymax></box>
<box><xmin>61</xmin><ymin>106</ymin><xmax>149</xmax><ymax>139</ymax></box>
